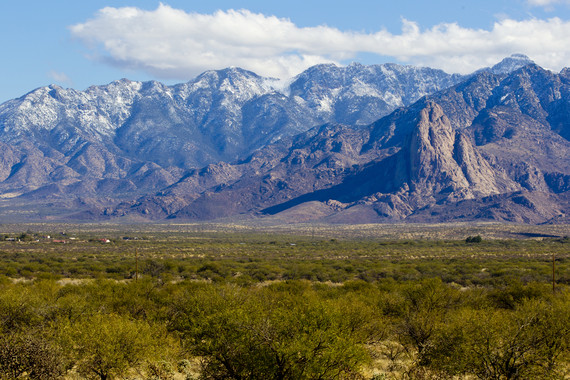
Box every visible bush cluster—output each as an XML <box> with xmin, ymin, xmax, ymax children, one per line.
<box><xmin>0</xmin><ymin>232</ymin><xmax>569</xmax><ymax>378</ymax></box>
<box><xmin>0</xmin><ymin>277</ymin><xmax>568</xmax><ymax>379</ymax></box>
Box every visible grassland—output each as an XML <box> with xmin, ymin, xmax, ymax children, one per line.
<box><xmin>0</xmin><ymin>223</ymin><xmax>569</xmax><ymax>379</ymax></box>
<box><xmin>1</xmin><ymin>222</ymin><xmax>568</xmax><ymax>285</ymax></box>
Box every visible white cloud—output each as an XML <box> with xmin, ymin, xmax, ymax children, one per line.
<box><xmin>70</xmin><ymin>4</ymin><xmax>570</xmax><ymax>79</ymax></box>
<box><xmin>527</xmin><ymin>0</ymin><xmax>570</xmax><ymax>6</ymax></box>
<box><xmin>48</xmin><ymin>70</ymin><xmax>72</xmax><ymax>84</ymax></box>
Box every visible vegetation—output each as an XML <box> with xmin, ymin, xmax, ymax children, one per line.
<box><xmin>465</xmin><ymin>235</ymin><xmax>482</xmax><ymax>243</ymax></box>
<box><xmin>0</xmin><ymin>224</ymin><xmax>568</xmax><ymax>379</ymax></box>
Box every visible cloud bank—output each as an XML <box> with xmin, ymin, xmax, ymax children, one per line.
<box><xmin>71</xmin><ymin>4</ymin><xmax>570</xmax><ymax>79</ymax></box>
<box><xmin>527</xmin><ymin>0</ymin><xmax>570</xmax><ymax>6</ymax></box>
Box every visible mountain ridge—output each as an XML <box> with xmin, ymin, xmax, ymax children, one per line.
<box><xmin>2</xmin><ymin>55</ymin><xmax>567</xmax><ymax>224</ymax></box>
<box><xmin>122</xmin><ymin>62</ymin><xmax>569</xmax><ymax>224</ymax></box>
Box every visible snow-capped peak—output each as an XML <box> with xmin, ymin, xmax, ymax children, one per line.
<box><xmin>488</xmin><ymin>54</ymin><xmax>534</xmax><ymax>75</ymax></box>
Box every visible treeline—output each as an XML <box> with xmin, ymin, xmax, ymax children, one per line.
<box><xmin>0</xmin><ymin>277</ymin><xmax>568</xmax><ymax>379</ymax></box>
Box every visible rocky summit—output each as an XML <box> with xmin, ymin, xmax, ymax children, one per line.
<box><xmin>1</xmin><ymin>55</ymin><xmax>568</xmax><ymax>224</ymax></box>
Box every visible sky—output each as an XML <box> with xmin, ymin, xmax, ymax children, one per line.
<box><xmin>2</xmin><ymin>0</ymin><xmax>570</xmax><ymax>103</ymax></box>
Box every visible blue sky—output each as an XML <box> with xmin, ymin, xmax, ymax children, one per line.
<box><xmin>2</xmin><ymin>0</ymin><xmax>570</xmax><ymax>102</ymax></box>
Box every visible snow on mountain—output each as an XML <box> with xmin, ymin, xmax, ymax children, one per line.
<box><xmin>483</xmin><ymin>54</ymin><xmax>535</xmax><ymax>75</ymax></box>
<box><xmin>288</xmin><ymin>62</ymin><xmax>464</xmax><ymax>125</ymax></box>
<box><xmin>0</xmin><ymin>62</ymin><xmax>468</xmax><ymax>168</ymax></box>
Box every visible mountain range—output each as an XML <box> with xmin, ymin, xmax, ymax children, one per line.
<box><xmin>1</xmin><ymin>54</ymin><xmax>568</xmax><ymax>224</ymax></box>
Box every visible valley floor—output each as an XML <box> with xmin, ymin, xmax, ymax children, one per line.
<box><xmin>0</xmin><ymin>223</ymin><xmax>569</xmax><ymax>379</ymax></box>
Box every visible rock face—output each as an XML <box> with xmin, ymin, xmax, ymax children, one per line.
<box><xmin>1</xmin><ymin>55</ymin><xmax>568</xmax><ymax>224</ymax></box>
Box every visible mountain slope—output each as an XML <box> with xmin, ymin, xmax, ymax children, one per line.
<box><xmin>119</xmin><ymin>63</ymin><xmax>570</xmax><ymax>224</ymax></box>
<box><xmin>0</xmin><ymin>61</ymin><xmax>474</xmax><ymax>210</ymax></box>
<box><xmin>2</xmin><ymin>55</ymin><xmax>566</xmax><ymax>224</ymax></box>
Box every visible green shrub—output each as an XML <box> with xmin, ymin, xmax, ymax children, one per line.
<box><xmin>465</xmin><ymin>235</ymin><xmax>482</xmax><ymax>243</ymax></box>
